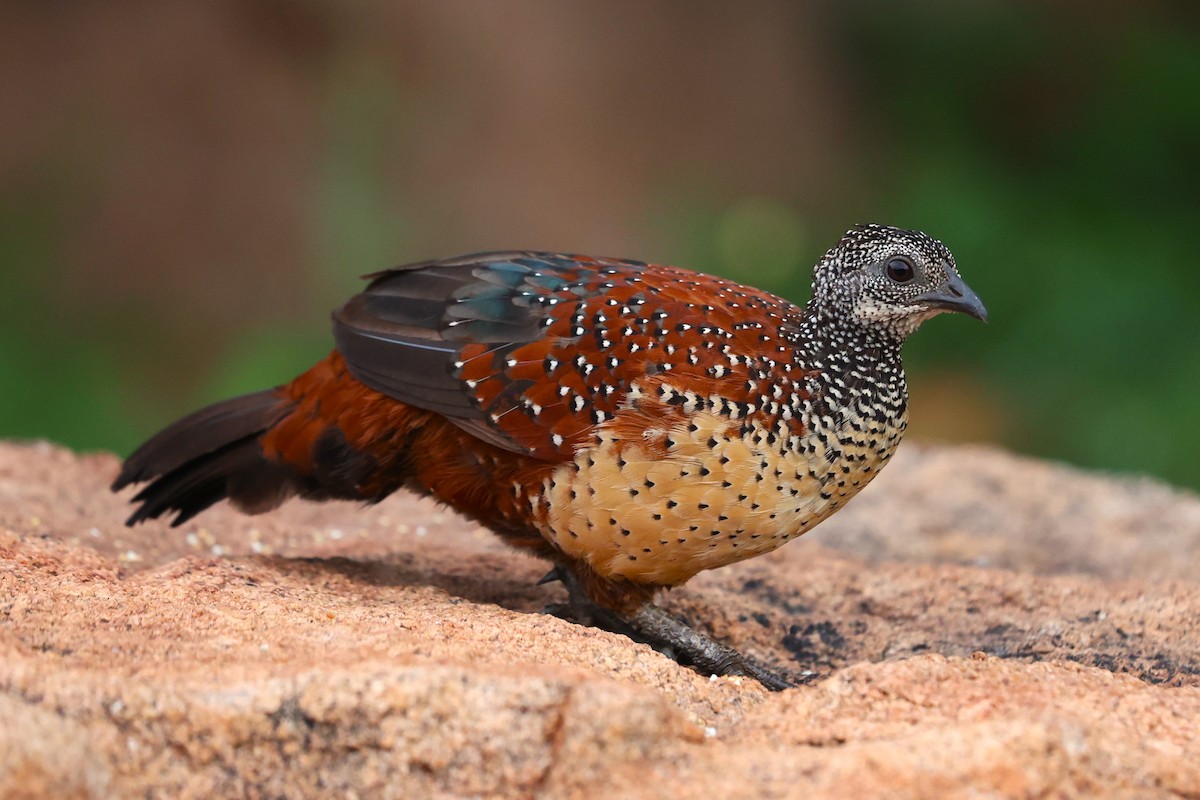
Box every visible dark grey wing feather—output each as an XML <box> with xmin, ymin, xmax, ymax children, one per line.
<box><xmin>331</xmin><ymin>251</ymin><xmax>564</xmax><ymax>421</ymax></box>
<box><xmin>332</xmin><ymin>320</ymin><xmax>477</xmax><ymax>417</ymax></box>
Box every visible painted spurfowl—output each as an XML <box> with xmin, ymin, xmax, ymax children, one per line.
<box><xmin>113</xmin><ymin>223</ymin><xmax>986</xmax><ymax>689</ymax></box>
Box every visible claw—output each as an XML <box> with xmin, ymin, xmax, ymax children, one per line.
<box><xmin>536</xmin><ymin>567</ymin><xmax>562</xmax><ymax>586</ymax></box>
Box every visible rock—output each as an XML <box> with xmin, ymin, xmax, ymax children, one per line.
<box><xmin>1</xmin><ymin>440</ymin><xmax>1198</xmax><ymax>797</ymax></box>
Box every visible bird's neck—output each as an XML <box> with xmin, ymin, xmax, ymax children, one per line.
<box><xmin>785</xmin><ymin>302</ymin><xmax>909</xmax><ymax>433</ymax></box>
<box><xmin>793</xmin><ymin>302</ymin><xmax>906</xmax><ymax>378</ymax></box>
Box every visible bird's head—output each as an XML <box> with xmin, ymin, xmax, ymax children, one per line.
<box><xmin>810</xmin><ymin>223</ymin><xmax>987</xmax><ymax>340</ymax></box>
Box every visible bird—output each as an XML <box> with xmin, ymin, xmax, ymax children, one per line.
<box><xmin>112</xmin><ymin>223</ymin><xmax>986</xmax><ymax>689</ymax></box>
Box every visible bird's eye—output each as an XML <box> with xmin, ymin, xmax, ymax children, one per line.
<box><xmin>886</xmin><ymin>257</ymin><xmax>915</xmax><ymax>283</ymax></box>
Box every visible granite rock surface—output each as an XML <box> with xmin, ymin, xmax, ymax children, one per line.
<box><xmin>2</xmin><ymin>441</ymin><xmax>1198</xmax><ymax>798</ymax></box>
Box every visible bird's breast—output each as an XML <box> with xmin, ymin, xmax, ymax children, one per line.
<box><xmin>527</xmin><ymin>386</ymin><xmax>906</xmax><ymax>586</ymax></box>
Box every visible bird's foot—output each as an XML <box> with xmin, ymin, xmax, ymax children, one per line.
<box><xmin>625</xmin><ymin>603</ymin><xmax>794</xmax><ymax>691</ymax></box>
<box><xmin>536</xmin><ymin>565</ymin><xmax>793</xmax><ymax>691</ymax></box>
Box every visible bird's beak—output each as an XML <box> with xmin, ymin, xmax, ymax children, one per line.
<box><xmin>915</xmin><ymin>272</ymin><xmax>988</xmax><ymax>322</ymax></box>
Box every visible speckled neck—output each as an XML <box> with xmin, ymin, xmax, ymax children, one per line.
<box><xmin>789</xmin><ymin>303</ymin><xmax>909</xmax><ymax>429</ymax></box>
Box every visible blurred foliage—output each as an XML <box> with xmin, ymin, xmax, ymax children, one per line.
<box><xmin>0</xmin><ymin>189</ymin><xmax>136</xmax><ymax>452</ymax></box>
<box><xmin>837</xmin><ymin>3</ymin><xmax>1200</xmax><ymax>486</ymax></box>
<box><xmin>2</xmin><ymin>2</ymin><xmax>1198</xmax><ymax>490</ymax></box>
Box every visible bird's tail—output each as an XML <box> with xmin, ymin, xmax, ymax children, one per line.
<box><xmin>112</xmin><ymin>389</ymin><xmax>297</xmax><ymax>527</ymax></box>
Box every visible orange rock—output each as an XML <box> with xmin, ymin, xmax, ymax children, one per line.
<box><xmin>2</xmin><ymin>441</ymin><xmax>1199</xmax><ymax>797</ymax></box>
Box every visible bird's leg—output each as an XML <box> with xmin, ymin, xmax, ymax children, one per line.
<box><xmin>539</xmin><ymin>565</ymin><xmax>645</xmax><ymax>632</ymax></box>
<box><xmin>538</xmin><ymin>564</ymin><xmax>793</xmax><ymax>691</ymax></box>
<box><xmin>539</xmin><ymin>564</ymin><xmax>631</xmax><ymax>631</ymax></box>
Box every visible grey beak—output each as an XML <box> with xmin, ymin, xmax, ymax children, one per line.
<box><xmin>915</xmin><ymin>271</ymin><xmax>988</xmax><ymax>322</ymax></box>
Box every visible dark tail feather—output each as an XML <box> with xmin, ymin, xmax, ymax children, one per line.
<box><xmin>113</xmin><ymin>390</ymin><xmax>294</xmax><ymax>527</ymax></box>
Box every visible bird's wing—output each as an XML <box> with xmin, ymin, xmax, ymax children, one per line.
<box><xmin>333</xmin><ymin>251</ymin><xmax>802</xmax><ymax>460</ymax></box>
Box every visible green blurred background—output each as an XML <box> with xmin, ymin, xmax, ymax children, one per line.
<box><xmin>3</xmin><ymin>2</ymin><xmax>1198</xmax><ymax>489</ymax></box>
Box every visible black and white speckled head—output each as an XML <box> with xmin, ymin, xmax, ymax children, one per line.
<box><xmin>810</xmin><ymin>223</ymin><xmax>987</xmax><ymax>340</ymax></box>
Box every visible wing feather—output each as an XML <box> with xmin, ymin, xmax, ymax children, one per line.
<box><xmin>331</xmin><ymin>250</ymin><xmax>804</xmax><ymax>461</ymax></box>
